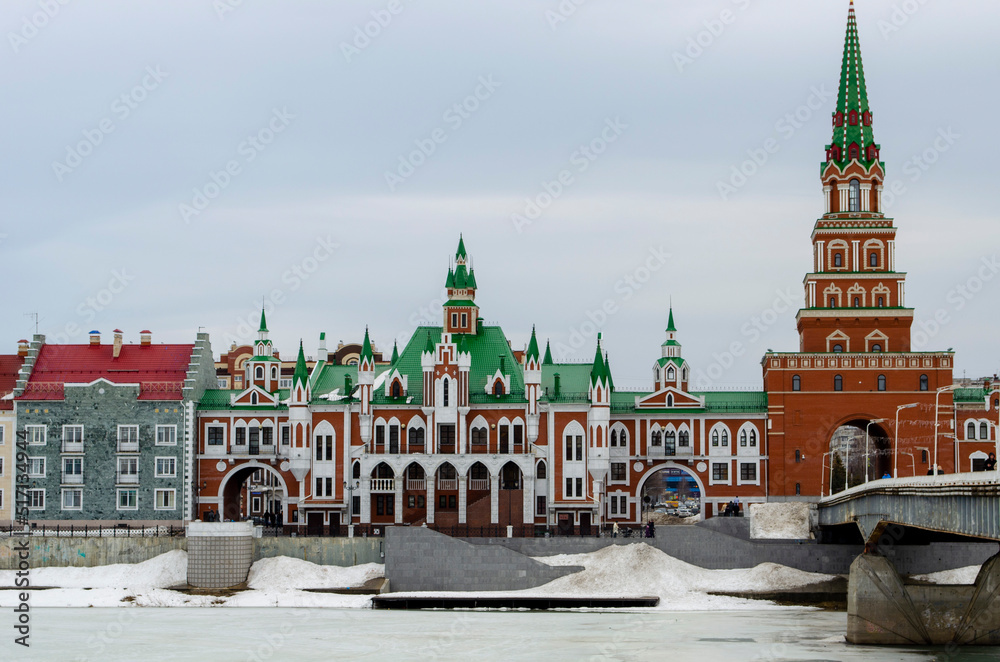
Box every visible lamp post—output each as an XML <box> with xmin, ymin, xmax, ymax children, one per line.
<box><xmin>865</xmin><ymin>419</ymin><xmax>887</xmax><ymax>484</ymax></box>
<box><xmin>894</xmin><ymin>404</ymin><xmax>920</xmax><ymax>480</ymax></box>
<box><xmin>344</xmin><ymin>479</ymin><xmax>359</xmax><ymax>537</ymax></box>
<box><xmin>934</xmin><ymin>385</ymin><xmax>958</xmax><ymax>478</ymax></box>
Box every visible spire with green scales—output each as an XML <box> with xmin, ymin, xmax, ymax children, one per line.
<box><xmin>542</xmin><ymin>340</ymin><xmax>553</xmax><ymax>365</ymax></box>
<box><xmin>360</xmin><ymin>327</ymin><xmax>374</xmax><ymax>370</ymax></box>
<box><xmin>390</xmin><ymin>341</ymin><xmax>399</xmax><ymax>364</ymax></box>
<box><xmin>443</xmin><ymin>235</ymin><xmax>480</xmax><ymax>335</ymax></box>
<box><xmin>292</xmin><ymin>340</ymin><xmax>308</xmax><ymax>387</ymax></box>
<box><xmin>526</xmin><ymin>326</ymin><xmax>540</xmax><ymax>366</ymax></box>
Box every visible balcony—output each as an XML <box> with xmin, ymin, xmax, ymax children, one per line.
<box><xmin>469</xmin><ymin>478</ymin><xmax>489</xmax><ymax>491</ymax></box>
<box><xmin>370</xmin><ymin>478</ymin><xmax>395</xmax><ymax>493</ymax></box>
<box><xmin>437</xmin><ymin>478</ymin><xmax>458</xmax><ymax>491</ymax></box>
<box><xmin>405</xmin><ymin>478</ymin><xmax>426</xmax><ymax>491</ymax></box>
<box><xmin>61</xmin><ymin>472</ymin><xmax>84</xmax><ymax>485</ymax></box>
<box><xmin>117</xmin><ymin>441</ymin><xmax>139</xmax><ymax>453</ymax></box>
<box><xmin>117</xmin><ymin>473</ymin><xmax>139</xmax><ymax>485</ymax></box>
<box><xmin>61</xmin><ymin>441</ymin><xmax>84</xmax><ymax>454</ymax></box>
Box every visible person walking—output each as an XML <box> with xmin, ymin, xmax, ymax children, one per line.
<box><xmin>612</xmin><ymin>522</ymin><xmax>620</xmax><ymax>538</ymax></box>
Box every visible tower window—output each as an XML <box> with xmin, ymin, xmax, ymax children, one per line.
<box><xmin>255</xmin><ymin>366</ymin><xmax>263</xmax><ymax>379</ymax></box>
<box><xmin>849</xmin><ymin>110</ymin><xmax>858</xmax><ymax>126</ymax></box>
<box><xmin>833</xmin><ymin>344</ymin><xmax>844</xmax><ymax>353</ymax></box>
<box><xmin>461</xmin><ymin>313</ymin><xmax>468</xmax><ymax>328</ymax></box>
<box><xmin>834</xmin><ymin>375</ymin><xmax>843</xmax><ymax>391</ymax></box>
<box><xmin>878</xmin><ymin>375</ymin><xmax>887</xmax><ymax>391</ymax></box>
<box><xmin>853</xmin><ymin>297</ymin><xmax>860</xmax><ymax>308</ymax></box>
<box><xmin>833</xmin><ymin>253</ymin><xmax>843</xmax><ymax>268</ymax></box>
<box><xmin>849</xmin><ymin>144</ymin><xmax>860</xmax><ymax>161</ymax></box>
<box><xmin>493</xmin><ymin>380</ymin><xmax>503</xmax><ymax>396</ymax></box>
<box><xmin>878</xmin><ymin>297</ymin><xmax>885</xmax><ymax>308</ymax></box>
<box><xmin>870</xmin><ymin>253</ymin><xmax>878</xmax><ymax>268</ymax></box>
<box><xmin>667</xmin><ymin>367</ymin><xmax>675</xmax><ymax>381</ymax></box>
<box><xmin>792</xmin><ymin>375</ymin><xmax>801</xmax><ymax>392</ymax></box>
<box><xmin>919</xmin><ymin>374</ymin><xmax>929</xmax><ymax>391</ymax></box>
<box><xmin>391</xmin><ymin>381</ymin><xmax>402</xmax><ymax>398</ymax></box>
<box><xmin>872</xmin><ymin>344</ymin><xmax>882</xmax><ymax>353</ymax></box>
<box><xmin>451</xmin><ymin>313</ymin><xmax>458</xmax><ymax>328</ymax></box>
<box><xmin>829</xmin><ymin>297</ymin><xmax>837</xmax><ymax>308</ymax></box>
<box><xmin>443</xmin><ymin>379</ymin><xmax>450</xmax><ymax>406</ymax></box>
<box><xmin>849</xmin><ymin>179</ymin><xmax>861</xmax><ymax>211</ymax></box>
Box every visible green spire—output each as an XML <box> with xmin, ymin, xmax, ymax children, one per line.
<box><xmin>467</xmin><ymin>269</ymin><xmax>477</xmax><ymax>290</ymax></box>
<box><xmin>543</xmin><ymin>340</ymin><xmax>553</xmax><ymax>365</ymax></box>
<box><xmin>293</xmin><ymin>340</ymin><xmax>308</xmax><ymax>387</ymax></box>
<box><xmin>456</xmin><ymin>234</ymin><xmax>467</xmax><ymax>260</ymax></box>
<box><xmin>390</xmin><ymin>340</ymin><xmax>399</xmax><ymax>364</ymax></box>
<box><xmin>424</xmin><ymin>331</ymin><xmax>435</xmax><ymax>353</ymax></box>
<box><xmin>526</xmin><ymin>326</ymin><xmax>540</xmax><ymax>364</ymax></box>
<box><xmin>605</xmin><ymin>353</ymin><xmax>615</xmax><ymax>392</ymax></box>
<box><xmin>361</xmin><ymin>327</ymin><xmax>373</xmax><ymax>366</ymax></box>
<box><xmin>666</xmin><ymin>306</ymin><xmax>676</xmax><ymax>333</ymax></box>
<box><xmin>258</xmin><ymin>307</ymin><xmax>268</xmax><ymax>333</ymax></box>
<box><xmin>445</xmin><ymin>267</ymin><xmax>455</xmax><ymax>288</ymax></box>
<box><xmin>826</xmin><ymin>1</ymin><xmax>878</xmax><ymax>169</ymax></box>
<box><xmin>590</xmin><ymin>337</ymin><xmax>610</xmax><ymax>386</ymax></box>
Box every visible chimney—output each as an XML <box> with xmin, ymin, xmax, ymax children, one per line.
<box><xmin>89</xmin><ymin>330</ymin><xmax>101</xmax><ymax>346</ymax></box>
<box><xmin>113</xmin><ymin>329</ymin><xmax>124</xmax><ymax>358</ymax></box>
<box><xmin>17</xmin><ymin>339</ymin><xmax>29</xmax><ymax>357</ymax></box>
<box><xmin>318</xmin><ymin>332</ymin><xmax>329</xmax><ymax>362</ymax></box>
<box><xmin>140</xmin><ymin>330</ymin><xmax>152</xmax><ymax>347</ymax></box>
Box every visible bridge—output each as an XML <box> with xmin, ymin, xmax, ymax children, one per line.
<box><xmin>818</xmin><ymin>472</ymin><xmax>1000</xmax><ymax>646</ymax></box>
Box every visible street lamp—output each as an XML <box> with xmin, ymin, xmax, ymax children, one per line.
<box><xmin>865</xmin><ymin>419</ymin><xmax>887</xmax><ymax>484</ymax></box>
<box><xmin>934</xmin><ymin>385</ymin><xmax>959</xmax><ymax>478</ymax></box>
<box><xmin>894</xmin><ymin>404</ymin><xmax>920</xmax><ymax>480</ymax></box>
<box><xmin>344</xmin><ymin>479</ymin><xmax>359</xmax><ymax>536</ymax></box>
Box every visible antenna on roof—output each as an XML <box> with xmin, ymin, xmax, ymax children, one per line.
<box><xmin>24</xmin><ymin>312</ymin><xmax>38</xmax><ymax>335</ymax></box>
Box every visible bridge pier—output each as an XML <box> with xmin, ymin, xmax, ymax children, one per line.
<box><xmin>848</xmin><ymin>550</ymin><xmax>1000</xmax><ymax>645</ymax></box>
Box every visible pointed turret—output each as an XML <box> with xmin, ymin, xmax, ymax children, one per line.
<box><xmin>666</xmin><ymin>306</ymin><xmax>677</xmax><ymax>333</ymax></box>
<box><xmin>456</xmin><ymin>234</ymin><xmax>467</xmax><ymax>261</ymax></box>
<box><xmin>360</xmin><ymin>327</ymin><xmax>374</xmax><ymax>370</ymax></box>
<box><xmin>293</xmin><ymin>341</ymin><xmax>308</xmax><ymax>387</ymax></box>
<box><xmin>543</xmin><ymin>340</ymin><xmax>553</xmax><ymax>365</ymax></box>
<box><xmin>443</xmin><ymin>235</ymin><xmax>480</xmax><ymax>335</ymax></box>
<box><xmin>526</xmin><ymin>326</ymin><xmax>540</xmax><ymax>366</ymax></box>
<box><xmin>590</xmin><ymin>335</ymin><xmax>611</xmax><ymax>387</ymax></box>
<box><xmin>390</xmin><ymin>340</ymin><xmax>399</xmax><ymax>364</ymax></box>
<box><xmin>258</xmin><ymin>307</ymin><xmax>268</xmax><ymax>334</ymax></box>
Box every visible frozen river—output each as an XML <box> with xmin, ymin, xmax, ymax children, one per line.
<box><xmin>11</xmin><ymin>608</ymin><xmax>999</xmax><ymax>661</ymax></box>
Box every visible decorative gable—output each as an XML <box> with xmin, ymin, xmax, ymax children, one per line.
<box><xmin>636</xmin><ymin>386</ymin><xmax>704</xmax><ymax>410</ymax></box>
<box><xmin>232</xmin><ymin>385</ymin><xmax>279</xmax><ymax>407</ymax></box>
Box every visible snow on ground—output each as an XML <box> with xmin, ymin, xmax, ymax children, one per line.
<box><xmin>0</xmin><ymin>549</ymin><xmax>187</xmax><ymax>589</ymax></box>
<box><xmin>247</xmin><ymin>556</ymin><xmax>382</xmax><ymax>590</ymax></box>
<box><xmin>910</xmin><ymin>565</ymin><xmax>982</xmax><ymax>585</ymax></box>
<box><xmin>749</xmin><ymin>502</ymin><xmax>813</xmax><ymax>540</ymax></box>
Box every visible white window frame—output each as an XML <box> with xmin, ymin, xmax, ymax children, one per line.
<box><xmin>0</xmin><ymin>457</ymin><xmax>4</xmax><ymax>476</ymax></box>
<box><xmin>62</xmin><ymin>424</ymin><xmax>85</xmax><ymax>451</ymax></box>
<box><xmin>279</xmin><ymin>378</ymin><xmax>292</xmax><ymax>389</ymax></box>
<box><xmin>737</xmin><ymin>461</ymin><xmax>760</xmax><ymax>487</ymax></box>
<box><xmin>62</xmin><ymin>457</ymin><xmax>83</xmax><ymax>483</ymax></box>
<box><xmin>0</xmin><ymin>489</ymin><xmax>4</xmax><ymax>510</ymax></box>
<box><xmin>117</xmin><ymin>457</ymin><xmax>139</xmax><ymax>484</ymax></box>
<box><xmin>0</xmin><ymin>425</ymin><xmax>5</xmax><ymax>444</ymax></box>
<box><xmin>709</xmin><ymin>461</ymin><xmax>732</xmax><ymax>486</ymax></box>
<box><xmin>27</xmin><ymin>457</ymin><xmax>46</xmax><ymax>478</ymax></box>
<box><xmin>155</xmin><ymin>457</ymin><xmax>177</xmax><ymax>478</ymax></box>
<box><xmin>26</xmin><ymin>424</ymin><xmax>47</xmax><ymax>446</ymax></box>
<box><xmin>28</xmin><ymin>488</ymin><xmax>45</xmax><ymax>510</ymax></box>
<box><xmin>61</xmin><ymin>488</ymin><xmax>83</xmax><ymax>511</ymax></box>
<box><xmin>156</xmin><ymin>425</ymin><xmax>177</xmax><ymax>446</ymax></box>
<box><xmin>117</xmin><ymin>489</ymin><xmax>138</xmax><ymax>511</ymax></box>
<box><xmin>155</xmin><ymin>489</ymin><xmax>176</xmax><ymax>511</ymax></box>
<box><xmin>117</xmin><ymin>425</ymin><xmax>140</xmax><ymax>452</ymax></box>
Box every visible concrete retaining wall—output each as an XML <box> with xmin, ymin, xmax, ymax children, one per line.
<box><xmin>254</xmin><ymin>537</ymin><xmax>384</xmax><ymax>566</ymax></box>
<box><xmin>0</xmin><ymin>536</ymin><xmax>186</xmax><ymax>569</ymax></box>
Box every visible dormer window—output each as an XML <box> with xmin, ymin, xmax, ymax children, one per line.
<box><xmin>391</xmin><ymin>381</ymin><xmax>402</xmax><ymax>398</ymax></box>
<box><xmin>863</xmin><ymin>111</ymin><xmax>872</xmax><ymax>126</ymax></box>
<box><xmin>848</xmin><ymin>143</ymin><xmax>859</xmax><ymax>161</ymax></box>
<box><xmin>493</xmin><ymin>380</ymin><xmax>504</xmax><ymax>396</ymax></box>
<box><xmin>849</xmin><ymin>110</ymin><xmax>858</xmax><ymax>125</ymax></box>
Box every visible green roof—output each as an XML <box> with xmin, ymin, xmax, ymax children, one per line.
<box><xmin>456</xmin><ymin>235</ymin><xmax>467</xmax><ymax>260</ymax></box>
<box><xmin>666</xmin><ymin>307</ymin><xmax>677</xmax><ymax>333</ymax></box>
<box><xmin>443</xmin><ymin>300</ymin><xmax>477</xmax><ymax>308</ymax></box>
<box><xmin>248</xmin><ymin>355</ymin><xmax>280</xmax><ymax>363</ymax></box>
<box><xmin>258</xmin><ymin>308</ymin><xmax>268</xmax><ymax>333</ymax></box>
<box><xmin>310</xmin><ymin>363</ymin><xmax>363</xmax><ymax>399</ymax></box>
<box><xmin>590</xmin><ymin>340</ymin><xmax>611</xmax><ymax>386</ymax></box>
<box><xmin>954</xmin><ymin>387</ymin><xmax>988</xmax><ymax>404</ymax></box>
<box><xmin>607</xmin><ymin>389</ymin><xmax>768</xmax><ymax>415</ymax></box>
<box><xmin>526</xmin><ymin>326</ymin><xmax>540</xmax><ymax>364</ymax></box>
<box><xmin>292</xmin><ymin>341</ymin><xmax>308</xmax><ymax>387</ymax></box>
<box><xmin>361</xmin><ymin>328</ymin><xmax>374</xmax><ymax>365</ymax></box>
<box><xmin>541</xmin><ymin>364</ymin><xmax>593</xmax><ymax>403</ymax></box>
<box><xmin>390</xmin><ymin>341</ymin><xmax>399</xmax><ymax>364</ymax></box>
<box><xmin>197</xmin><ymin>389</ymin><xmax>290</xmax><ymax>411</ymax></box>
<box><xmin>656</xmin><ymin>356</ymin><xmax>685</xmax><ymax>368</ymax></box>
<box><xmin>542</xmin><ymin>341</ymin><xmax>553</xmax><ymax>365</ymax></box>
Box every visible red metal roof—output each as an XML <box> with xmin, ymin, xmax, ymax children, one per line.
<box><xmin>0</xmin><ymin>355</ymin><xmax>24</xmax><ymax>411</ymax></box>
<box><xmin>18</xmin><ymin>344</ymin><xmax>193</xmax><ymax>401</ymax></box>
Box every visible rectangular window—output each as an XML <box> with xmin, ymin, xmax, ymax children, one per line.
<box><xmin>208</xmin><ymin>426</ymin><xmax>224</xmax><ymax>446</ymax></box>
<box><xmin>217</xmin><ymin>378</ymin><xmax>229</xmax><ymax>388</ymax></box>
<box><xmin>252</xmin><ymin>496</ymin><xmax>261</xmax><ymax>513</ymax></box>
<box><xmin>249</xmin><ymin>427</ymin><xmax>259</xmax><ymax>446</ymax></box>
<box><xmin>740</xmin><ymin>463</ymin><xmax>757</xmax><ymax>481</ymax></box>
<box><xmin>565</xmin><ymin>477</ymin><xmax>572</xmax><ymax>498</ymax></box>
<box><xmin>326</xmin><ymin>477</ymin><xmax>333</xmax><ymax>497</ymax></box>
<box><xmin>499</xmin><ymin>426</ymin><xmax>509</xmax><ymax>453</ymax></box>
<box><xmin>155</xmin><ymin>489</ymin><xmax>176</xmax><ymax>510</ymax></box>
<box><xmin>513</xmin><ymin>425</ymin><xmax>523</xmax><ymax>446</ymax></box>
<box><xmin>0</xmin><ymin>425</ymin><xmax>4</xmax><ymax>444</ymax></box>
<box><xmin>712</xmin><ymin>463</ymin><xmax>729</xmax><ymax>481</ymax></box>
<box><xmin>156</xmin><ymin>425</ymin><xmax>177</xmax><ymax>446</ymax></box>
<box><xmin>461</xmin><ymin>313</ymin><xmax>468</xmax><ymax>328</ymax></box>
<box><xmin>619</xmin><ymin>496</ymin><xmax>628</xmax><ymax>516</ymax></box>
<box><xmin>118</xmin><ymin>425</ymin><xmax>140</xmax><ymax>452</ymax></box>
<box><xmin>575</xmin><ymin>436</ymin><xmax>583</xmax><ymax>461</ymax></box>
<box><xmin>62</xmin><ymin>488</ymin><xmax>83</xmax><ymax>510</ymax></box>
<box><xmin>316</xmin><ymin>436</ymin><xmax>323</xmax><ymax>461</ymax></box>
<box><xmin>575</xmin><ymin>478</ymin><xmax>583</xmax><ymax>497</ymax></box>
<box><xmin>389</xmin><ymin>426</ymin><xmax>399</xmax><ymax>453</ymax></box>
<box><xmin>451</xmin><ymin>313</ymin><xmax>458</xmax><ymax>328</ymax></box>
<box><xmin>611</xmin><ymin>497</ymin><xmax>618</xmax><ymax>515</ymax></box>
<box><xmin>26</xmin><ymin>425</ymin><xmax>46</xmax><ymax>445</ymax></box>
<box><xmin>438</xmin><ymin>425</ymin><xmax>455</xmax><ymax>449</ymax></box>
<box><xmin>281</xmin><ymin>425</ymin><xmax>290</xmax><ymax>445</ymax></box>
<box><xmin>315</xmin><ymin>476</ymin><xmax>323</xmax><ymax>496</ymax></box>
<box><xmin>279</xmin><ymin>379</ymin><xmax>292</xmax><ymax>389</ymax></box>
<box><xmin>261</xmin><ymin>427</ymin><xmax>273</xmax><ymax>446</ymax></box>
<box><xmin>610</xmin><ymin>462</ymin><xmax>626</xmax><ymax>482</ymax></box>
<box><xmin>28</xmin><ymin>457</ymin><xmax>45</xmax><ymax>477</ymax></box>
<box><xmin>117</xmin><ymin>457</ymin><xmax>139</xmax><ymax>484</ymax></box>
<box><xmin>0</xmin><ymin>457</ymin><xmax>4</xmax><ymax>476</ymax></box>
<box><xmin>62</xmin><ymin>457</ymin><xmax>83</xmax><ymax>484</ymax></box>
<box><xmin>565</xmin><ymin>436</ymin><xmax>572</xmax><ymax>460</ymax></box>
<box><xmin>62</xmin><ymin>425</ymin><xmax>84</xmax><ymax>452</ymax></box>
<box><xmin>536</xmin><ymin>495</ymin><xmax>546</xmax><ymax>516</ymax></box>
<box><xmin>352</xmin><ymin>495</ymin><xmax>361</xmax><ymax>516</ymax></box>
<box><xmin>0</xmin><ymin>490</ymin><xmax>3</xmax><ymax>509</ymax></box>
<box><xmin>118</xmin><ymin>489</ymin><xmax>138</xmax><ymax>510</ymax></box>
<box><xmin>375</xmin><ymin>426</ymin><xmax>385</xmax><ymax>446</ymax></box>
<box><xmin>235</xmin><ymin>428</ymin><xmax>246</xmax><ymax>445</ymax></box>
<box><xmin>155</xmin><ymin>457</ymin><xmax>176</xmax><ymax>477</ymax></box>
<box><xmin>29</xmin><ymin>489</ymin><xmax>45</xmax><ymax>510</ymax></box>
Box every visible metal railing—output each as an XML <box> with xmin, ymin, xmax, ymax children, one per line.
<box><xmin>61</xmin><ymin>441</ymin><xmax>84</xmax><ymax>453</ymax></box>
<box><xmin>61</xmin><ymin>472</ymin><xmax>84</xmax><ymax>485</ymax></box>
<box><xmin>117</xmin><ymin>441</ymin><xmax>139</xmax><ymax>453</ymax></box>
<box><xmin>116</xmin><ymin>473</ymin><xmax>139</xmax><ymax>485</ymax></box>
<box><xmin>0</xmin><ymin>524</ymin><xmax>185</xmax><ymax>538</ymax></box>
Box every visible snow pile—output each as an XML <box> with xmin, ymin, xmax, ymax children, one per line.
<box><xmin>247</xmin><ymin>556</ymin><xmax>383</xmax><ymax>590</ymax></box>
<box><xmin>749</xmin><ymin>502</ymin><xmax>813</xmax><ymax>540</ymax></box>
<box><xmin>0</xmin><ymin>549</ymin><xmax>187</xmax><ymax>589</ymax></box>
<box><xmin>910</xmin><ymin>565</ymin><xmax>982</xmax><ymax>585</ymax></box>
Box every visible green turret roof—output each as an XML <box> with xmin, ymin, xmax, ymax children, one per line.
<box><xmin>605</xmin><ymin>353</ymin><xmax>615</xmax><ymax>391</ymax></box>
<box><xmin>293</xmin><ymin>341</ymin><xmax>308</xmax><ymax>387</ymax></box>
<box><xmin>666</xmin><ymin>307</ymin><xmax>677</xmax><ymax>333</ymax></box>
<box><xmin>456</xmin><ymin>235</ymin><xmax>467</xmax><ymax>260</ymax></box>
<box><xmin>424</xmin><ymin>331</ymin><xmax>435</xmax><ymax>353</ymax></box>
<box><xmin>526</xmin><ymin>326</ymin><xmax>540</xmax><ymax>364</ymax></box>
<box><xmin>590</xmin><ymin>340</ymin><xmax>611</xmax><ymax>386</ymax></box>
<box><xmin>445</xmin><ymin>267</ymin><xmax>455</xmax><ymax>288</ymax></box>
<box><xmin>390</xmin><ymin>341</ymin><xmax>399</xmax><ymax>364</ymax></box>
<box><xmin>542</xmin><ymin>340</ymin><xmax>553</xmax><ymax>365</ymax></box>
<box><xmin>825</xmin><ymin>1</ymin><xmax>879</xmax><ymax>170</ymax></box>
<box><xmin>361</xmin><ymin>328</ymin><xmax>373</xmax><ymax>366</ymax></box>
<box><xmin>467</xmin><ymin>269</ymin><xmax>477</xmax><ymax>290</ymax></box>
<box><xmin>258</xmin><ymin>308</ymin><xmax>268</xmax><ymax>333</ymax></box>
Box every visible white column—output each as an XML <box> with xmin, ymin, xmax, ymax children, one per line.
<box><xmin>523</xmin><ymin>466</ymin><xmax>534</xmax><ymax>524</ymax></box>
<box><xmin>888</xmin><ymin>240</ymin><xmax>895</xmax><ymax>272</ymax></box>
<box><xmin>360</xmin><ymin>479</ymin><xmax>371</xmax><ymax>523</ymax></box>
<box><xmin>490</xmin><ymin>474</ymin><xmax>499</xmax><ymax>524</ymax></box>
<box><xmin>426</xmin><ymin>478</ymin><xmax>435</xmax><ymax>524</ymax></box>
<box><xmin>458</xmin><ymin>411</ymin><xmax>467</xmax><ymax>454</ymax></box>
<box><xmin>823</xmin><ymin>186</ymin><xmax>832</xmax><ymax>214</ymax></box>
<box><xmin>394</xmin><ymin>479</ymin><xmax>403</xmax><ymax>524</ymax></box>
<box><xmin>860</xmin><ymin>184</ymin><xmax>872</xmax><ymax>212</ymax></box>
<box><xmin>852</xmin><ymin>241</ymin><xmax>860</xmax><ymax>271</ymax></box>
<box><xmin>458</xmin><ymin>475</ymin><xmax>467</xmax><ymax>524</ymax></box>
<box><xmin>816</xmin><ymin>241</ymin><xmax>825</xmax><ymax>271</ymax></box>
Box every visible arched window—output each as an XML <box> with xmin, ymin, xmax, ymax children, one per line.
<box><xmin>493</xmin><ymin>380</ymin><xmax>504</xmax><ymax>396</ymax></box>
<box><xmin>792</xmin><ymin>375</ymin><xmax>801</xmax><ymax>391</ymax></box>
<box><xmin>919</xmin><ymin>375</ymin><xmax>929</xmax><ymax>391</ymax></box>
<box><xmin>651</xmin><ymin>430</ymin><xmax>662</xmax><ymax>447</ymax></box>
<box><xmin>829</xmin><ymin>297</ymin><xmax>837</xmax><ymax>308</ymax></box>
<box><xmin>849</xmin><ymin>143</ymin><xmax>860</xmax><ymax>160</ymax></box>
<box><xmin>834</xmin><ymin>375</ymin><xmax>843</xmax><ymax>391</ymax></box>
<box><xmin>271</xmin><ymin>366</ymin><xmax>278</xmax><ymax>379</ymax></box>
<box><xmin>470</xmin><ymin>427</ymin><xmax>486</xmax><ymax>446</ymax></box>
<box><xmin>740</xmin><ymin>430</ymin><xmax>748</xmax><ymax>447</ymax></box>
<box><xmin>610</xmin><ymin>430</ymin><xmax>618</xmax><ymax>447</ymax></box>
<box><xmin>878</xmin><ymin>375</ymin><xmax>887</xmax><ymax>391</ymax></box>
<box><xmin>409</xmin><ymin>427</ymin><xmax>425</xmax><ymax>446</ymax></box>
<box><xmin>795</xmin><ymin>483</ymin><xmax>801</xmax><ymax>495</ymax></box>
<box><xmin>667</xmin><ymin>367</ymin><xmax>675</xmax><ymax>381</ymax></box>
<box><xmin>849</xmin><ymin>180</ymin><xmax>861</xmax><ymax>211</ymax></box>
<box><xmin>251</xmin><ymin>392</ymin><xmax>258</xmax><ymax>405</ymax></box>
<box><xmin>678</xmin><ymin>430</ymin><xmax>689</xmax><ymax>447</ymax></box>
<box><xmin>352</xmin><ymin>462</ymin><xmax>361</xmax><ymax>479</ymax></box>
<box><xmin>721</xmin><ymin>430</ymin><xmax>729</xmax><ymax>446</ymax></box>
<box><xmin>666</xmin><ymin>394</ymin><xmax>674</xmax><ymax>408</ymax></box>
<box><xmin>255</xmin><ymin>366</ymin><xmax>263</xmax><ymax>379</ymax></box>
<box><xmin>391</xmin><ymin>381</ymin><xmax>402</xmax><ymax>398</ymax></box>
<box><xmin>981</xmin><ymin>422</ymin><xmax>990</xmax><ymax>440</ymax></box>
<box><xmin>795</xmin><ymin>450</ymin><xmax>801</xmax><ymax>463</ymax></box>
<box><xmin>665</xmin><ymin>430</ymin><xmax>676</xmax><ymax>452</ymax></box>
<box><xmin>833</xmin><ymin>344</ymin><xmax>844</xmax><ymax>353</ymax></box>
<box><xmin>853</xmin><ymin>297</ymin><xmax>860</xmax><ymax>308</ymax></box>
<box><xmin>443</xmin><ymin>379</ymin><xmax>450</xmax><ymax>406</ymax></box>
<box><xmin>655</xmin><ymin>367</ymin><xmax>660</xmax><ymax>382</ymax></box>
<box><xmin>536</xmin><ymin>461</ymin><xmax>547</xmax><ymax>480</ymax></box>
<box><xmin>870</xmin><ymin>252</ymin><xmax>878</xmax><ymax>268</ymax></box>
<box><xmin>749</xmin><ymin>430</ymin><xmax>757</xmax><ymax>447</ymax></box>
<box><xmin>834</xmin><ymin>253</ymin><xmax>843</xmax><ymax>268</ymax></box>
<box><xmin>878</xmin><ymin>297</ymin><xmax>885</xmax><ymax>308</ymax></box>
<box><xmin>712</xmin><ymin>430</ymin><xmax>719</xmax><ymax>447</ymax></box>
<box><xmin>872</xmin><ymin>344</ymin><xmax>882</xmax><ymax>353</ymax></box>
<box><xmin>968</xmin><ymin>421</ymin><xmax>977</xmax><ymax>440</ymax></box>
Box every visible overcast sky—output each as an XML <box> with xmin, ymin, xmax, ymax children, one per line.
<box><xmin>2</xmin><ymin>0</ymin><xmax>998</xmax><ymax>391</ymax></box>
